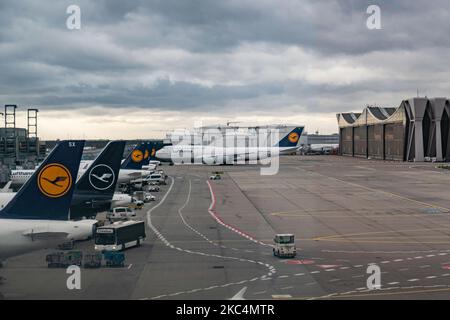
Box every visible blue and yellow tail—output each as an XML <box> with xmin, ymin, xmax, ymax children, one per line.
<box><xmin>0</xmin><ymin>140</ymin><xmax>85</xmax><ymax>220</ymax></box>
<box><xmin>120</xmin><ymin>143</ymin><xmax>149</xmax><ymax>170</ymax></box>
<box><xmin>147</xmin><ymin>141</ymin><xmax>166</xmax><ymax>160</ymax></box>
<box><xmin>276</xmin><ymin>127</ymin><xmax>304</xmax><ymax>148</ymax></box>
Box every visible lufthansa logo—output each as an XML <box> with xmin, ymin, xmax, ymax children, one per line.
<box><xmin>144</xmin><ymin>149</ymin><xmax>149</xmax><ymax>159</ymax></box>
<box><xmin>37</xmin><ymin>163</ymin><xmax>72</xmax><ymax>198</ymax></box>
<box><xmin>131</xmin><ymin>150</ymin><xmax>144</xmax><ymax>162</ymax></box>
<box><xmin>288</xmin><ymin>132</ymin><xmax>299</xmax><ymax>143</ymax></box>
<box><xmin>88</xmin><ymin>164</ymin><xmax>115</xmax><ymax>191</ymax></box>
<box><xmin>151</xmin><ymin>148</ymin><xmax>156</xmax><ymax>157</ymax></box>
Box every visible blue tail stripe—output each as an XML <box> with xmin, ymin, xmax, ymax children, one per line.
<box><xmin>121</xmin><ymin>143</ymin><xmax>149</xmax><ymax>170</ymax></box>
<box><xmin>75</xmin><ymin>140</ymin><xmax>125</xmax><ymax>195</ymax></box>
<box><xmin>276</xmin><ymin>127</ymin><xmax>304</xmax><ymax>147</ymax></box>
<box><xmin>0</xmin><ymin>140</ymin><xmax>85</xmax><ymax>220</ymax></box>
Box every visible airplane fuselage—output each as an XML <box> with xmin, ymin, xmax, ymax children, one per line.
<box><xmin>0</xmin><ymin>218</ymin><xmax>97</xmax><ymax>262</ymax></box>
<box><xmin>156</xmin><ymin>145</ymin><xmax>299</xmax><ymax>165</ymax></box>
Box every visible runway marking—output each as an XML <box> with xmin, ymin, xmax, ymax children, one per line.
<box><xmin>272</xmin><ymin>294</ymin><xmax>292</xmax><ymax>299</ymax></box>
<box><xmin>306</xmin><ymin>284</ymin><xmax>450</xmax><ymax>300</ymax></box>
<box><xmin>145</xmin><ymin>177</ymin><xmax>276</xmax><ymax>300</ymax></box>
<box><xmin>281</xmin><ymin>286</ymin><xmax>294</xmax><ymax>290</ymax></box>
<box><xmin>313</xmin><ymin>228</ymin><xmax>450</xmax><ymax>244</ymax></box>
<box><xmin>206</xmin><ymin>180</ymin><xmax>271</xmax><ymax>247</ymax></box>
<box><xmin>253</xmin><ymin>291</ymin><xmax>266</xmax><ymax>295</ymax></box>
<box><xmin>127</xmin><ymin>264</ymin><xmax>133</xmax><ymax>270</ymax></box>
<box><xmin>295</xmin><ymin>166</ymin><xmax>450</xmax><ymax>213</ymax></box>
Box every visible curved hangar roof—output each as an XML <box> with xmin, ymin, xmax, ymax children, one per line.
<box><xmin>337</xmin><ymin>106</ymin><xmax>403</xmax><ymax>128</ymax></box>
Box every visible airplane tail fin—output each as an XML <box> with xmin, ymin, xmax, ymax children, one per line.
<box><xmin>120</xmin><ymin>143</ymin><xmax>148</xmax><ymax>170</ymax></box>
<box><xmin>0</xmin><ymin>140</ymin><xmax>85</xmax><ymax>220</ymax></box>
<box><xmin>75</xmin><ymin>140</ymin><xmax>126</xmax><ymax>196</ymax></box>
<box><xmin>275</xmin><ymin>127</ymin><xmax>304</xmax><ymax>148</ymax></box>
<box><xmin>147</xmin><ymin>141</ymin><xmax>166</xmax><ymax>160</ymax></box>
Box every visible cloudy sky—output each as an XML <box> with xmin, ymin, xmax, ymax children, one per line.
<box><xmin>1</xmin><ymin>0</ymin><xmax>449</xmax><ymax>139</ymax></box>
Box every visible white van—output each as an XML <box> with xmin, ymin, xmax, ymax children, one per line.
<box><xmin>107</xmin><ymin>207</ymin><xmax>136</xmax><ymax>220</ymax></box>
<box><xmin>145</xmin><ymin>173</ymin><xmax>166</xmax><ymax>185</ymax></box>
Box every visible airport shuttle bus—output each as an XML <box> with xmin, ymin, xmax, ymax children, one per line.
<box><xmin>94</xmin><ymin>220</ymin><xmax>146</xmax><ymax>251</ymax></box>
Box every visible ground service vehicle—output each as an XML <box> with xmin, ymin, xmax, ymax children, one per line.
<box><xmin>106</xmin><ymin>207</ymin><xmax>136</xmax><ymax>220</ymax></box>
<box><xmin>273</xmin><ymin>234</ymin><xmax>296</xmax><ymax>258</ymax></box>
<box><xmin>95</xmin><ymin>220</ymin><xmax>146</xmax><ymax>251</ymax></box>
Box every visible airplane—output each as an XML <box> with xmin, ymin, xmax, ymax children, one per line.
<box><xmin>142</xmin><ymin>141</ymin><xmax>168</xmax><ymax>168</ymax></box>
<box><xmin>69</xmin><ymin>140</ymin><xmax>132</xmax><ymax>220</ymax></box>
<box><xmin>117</xmin><ymin>142</ymin><xmax>155</xmax><ymax>184</ymax></box>
<box><xmin>0</xmin><ymin>141</ymin><xmax>132</xmax><ymax>220</ymax></box>
<box><xmin>302</xmin><ymin>144</ymin><xmax>339</xmax><ymax>155</ymax></box>
<box><xmin>155</xmin><ymin>127</ymin><xmax>304</xmax><ymax>165</ymax></box>
<box><xmin>0</xmin><ymin>140</ymin><xmax>98</xmax><ymax>264</ymax></box>
<box><xmin>10</xmin><ymin>142</ymin><xmax>154</xmax><ymax>187</ymax></box>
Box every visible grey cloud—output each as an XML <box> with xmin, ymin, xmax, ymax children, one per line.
<box><xmin>1</xmin><ymin>0</ymin><xmax>450</xmax><ymax>120</ymax></box>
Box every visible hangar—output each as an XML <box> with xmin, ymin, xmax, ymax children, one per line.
<box><xmin>336</xmin><ymin>97</ymin><xmax>450</xmax><ymax>161</ymax></box>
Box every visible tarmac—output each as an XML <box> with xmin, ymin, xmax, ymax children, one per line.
<box><xmin>2</xmin><ymin>155</ymin><xmax>450</xmax><ymax>299</ymax></box>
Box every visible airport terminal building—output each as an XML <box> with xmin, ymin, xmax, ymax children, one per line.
<box><xmin>336</xmin><ymin>97</ymin><xmax>450</xmax><ymax>161</ymax></box>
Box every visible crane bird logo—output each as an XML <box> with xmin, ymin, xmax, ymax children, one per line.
<box><xmin>37</xmin><ymin>163</ymin><xmax>72</xmax><ymax>198</ymax></box>
<box><xmin>88</xmin><ymin>164</ymin><xmax>115</xmax><ymax>191</ymax></box>
<box><xmin>288</xmin><ymin>132</ymin><xmax>299</xmax><ymax>143</ymax></box>
<box><xmin>131</xmin><ymin>150</ymin><xmax>144</xmax><ymax>163</ymax></box>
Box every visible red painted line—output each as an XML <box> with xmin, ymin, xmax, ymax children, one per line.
<box><xmin>207</xmin><ymin>180</ymin><xmax>272</xmax><ymax>247</ymax></box>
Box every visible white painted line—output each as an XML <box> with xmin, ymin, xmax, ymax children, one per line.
<box><xmin>278</xmin><ymin>275</ymin><xmax>289</xmax><ymax>279</ymax></box>
<box><xmin>272</xmin><ymin>294</ymin><xmax>292</xmax><ymax>299</ymax></box>
<box><xmin>127</xmin><ymin>264</ymin><xmax>133</xmax><ymax>270</ymax></box>
<box><xmin>407</xmin><ymin>279</ymin><xmax>420</xmax><ymax>282</ymax></box>
<box><xmin>295</xmin><ymin>273</ymin><xmax>305</xmax><ymax>276</ymax></box>
<box><xmin>426</xmin><ymin>276</ymin><xmax>437</xmax><ymax>279</ymax></box>
<box><xmin>388</xmin><ymin>282</ymin><xmax>399</xmax><ymax>285</ymax></box>
<box><xmin>253</xmin><ymin>291</ymin><xmax>266</xmax><ymax>295</ymax></box>
<box><xmin>310</xmin><ymin>271</ymin><xmax>320</xmax><ymax>274</ymax></box>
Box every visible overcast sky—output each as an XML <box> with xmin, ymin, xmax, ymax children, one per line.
<box><xmin>1</xmin><ymin>0</ymin><xmax>449</xmax><ymax>139</ymax></box>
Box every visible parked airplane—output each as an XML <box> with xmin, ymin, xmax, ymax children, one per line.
<box><xmin>70</xmin><ymin>140</ymin><xmax>131</xmax><ymax>220</ymax></box>
<box><xmin>10</xmin><ymin>142</ymin><xmax>154</xmax><ymax>187</ymax></box>
<box><xmin>0</xmin><ymin>140</ymin><xmax>98</xmax><ymax>264</ymax></box>
<box><xmin>303</xmin><ymin>144</ymin><xmax>339</xmax><ymax>155</ymax></box>
<box><xmin>1</xmin><ymin>141</ymin><xmax>132</xmax><ymax>220</ymax></box>
<box><xmin>118</xmin><ymin>142</ymin><xmax>155</xmax><ymax>183</ymax></box>
<box><xmin>155</xmin><ymin>127</ymin><xmax>304</xmax><ymax>165</ymax></box>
